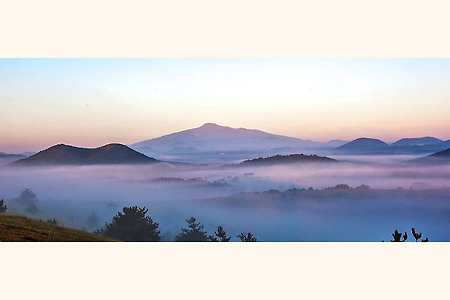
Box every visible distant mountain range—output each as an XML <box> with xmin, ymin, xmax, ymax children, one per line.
<box><xmin>0</xmin><ymin>152</ymin><xmax>25</xmax><ymax>159</ymax></box>
<box><xmin>130</xmin><ymin>123</ymin><xmax>449</xmax><ymax>159</ymax></box>
<box><xmin>3</xmin><ymin>123</ymin><xmax>449</xmax><ymax>165</ymax></box>
<box><xmin>0</xmin><ymin>152</ymin><xmax>26</xmax><ymax>166</ymax></box>
<box><xmin>240</xmin><ymin>154</ymin><xmax>337</xmax><ymax>166</ymax></box>
<box><xmin>12</xmin><ymin>144</ymin><xmax>158</xmax><ymax>166</ymax></box>
<box><xmin>392</xmin><ymin>137</ymin><xmax>443</xmax><ymax>146</ymax></box>
<box><xmin>333</xmin><ymin>137</ymin><xmax>450</xmax><ymax>155</ymax></box>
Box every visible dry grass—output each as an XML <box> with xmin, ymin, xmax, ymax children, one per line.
<box><xmin>0</xmin><ymin>213</ymin><xmax>116</xmax><ymax>242</ymax></box>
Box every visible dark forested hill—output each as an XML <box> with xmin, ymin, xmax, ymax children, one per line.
<box><xmin>240</xmin><ymin>154</ymin><xmax>337</xmax><ymax>166</ymax></box>
<box><xmin>12</xmin><ymin>143</ymin><xmax>158</xmax><ymax>166</ymax></box>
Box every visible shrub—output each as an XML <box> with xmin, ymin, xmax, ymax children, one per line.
<box><xmin>0</xmin><ymin>199</ymin><xmax>7</xmax><ymax>213</ymax></box>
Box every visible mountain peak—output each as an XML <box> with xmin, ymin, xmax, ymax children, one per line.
<box><xmin>130</xmin><ymin>123</ymin><xmax>319</xmax><ymax>154</ymax></box>
<box><xmin>200</xmin><ymin>123</ymin><xmax>220</xmax><ymax>128</ymax></box>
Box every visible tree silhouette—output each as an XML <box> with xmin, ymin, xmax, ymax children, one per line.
<box><xmin>209</xmin><ymin>226</ymin><xmax>231</xmax><ymax>242</ymax></box>
<box><xmin>175</xmin><ymin>217</ymin><xmax>209</xmax><ymax>242</ymax></box>
<box><xmin>237</xmin><ymin>232</ymin><xmax>258</xmax><ymax>242</ymax></box>
<box><xmin>390</xmin><ymin>228</ymin><xmax>428</xmax><ymax>242</ymax></box>
<box><xmin>0</xmin><ymin>199</ymin><xmax>7</xmax><ymax>213</ymax></box>
<box><xmin>411</xmin><ymin>228</ymin><xmax>428</xmax><ymax>242</ymax></box>
<box><xmin>14</xmin><ymin>188</ymin><xmax>38</xmax><ymax>214</ymax></box>
<box><xmin>391</xmin><ymin>230</ymin><xmax>407</xmax><ymax>242</ymax></box>
<box><xmin>101</xmin><ymin>206</ymin><xmax>160</xmax><ymax>241</ymax></box>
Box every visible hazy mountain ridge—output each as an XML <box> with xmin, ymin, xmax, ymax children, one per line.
<box><xmin>0</xmin><ymin>152</ymin><xmax>25</xmax><ymax>158</ymax></box>
<box><xmin>0</xmin><ymin>153</ymin><xmax>27</xmax><ymax>166</ymax></box>
<box><xmin>130</xmin><ymin>123</ymin><xmax>322</xmax><ymax>153</ymax></box>
<box><xmin>12</xmin><ymin>143</ymin><xmax>158</xmax><ymax>166</ymax></box>
<box><xmin>334</xmin><ymin>137</ymin><xmax>450</xmax><ymax>155</ymax></box>
<box><xmin>392</xmin><ymin>137</ymin><xmax>443</xmax><ymax>146</ymax></box>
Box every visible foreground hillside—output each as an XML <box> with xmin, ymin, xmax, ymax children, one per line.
<box><xmin>0</xmin><ymin>214</ymin><xmax>115</xmax><ymax>242</ymax></box>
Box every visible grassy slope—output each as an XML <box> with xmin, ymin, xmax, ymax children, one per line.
<box><xmin>0</xmin><ymin>214</ymin><xmax>115</xmax><ymax>242</ymax></box>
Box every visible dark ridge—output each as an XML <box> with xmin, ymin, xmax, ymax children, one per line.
<box><xmin>12</xmin><ymin>143</ymin><xmax>158</xmax><ymax>166</ymax></box>
<box><xmin>336</xmin><ymin>138</ymin><xmax>390</xmax><ymax>151</ymax></box>
<box><xmin>409</xmin><ymin>148</ymin><xmax>450</xmax><ymax>165</ymax></box>
<box><xmin>240</xmin><ymin>154</ymin><xmax>337</xmax><ymax>166</ymax></box>
<box><xmin>429</xmin><ymin>148</ymin><xmax>450</xmax><ymax>158</ymax></box>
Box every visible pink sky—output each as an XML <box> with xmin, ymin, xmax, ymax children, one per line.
<box><xmin>1</xmin><ymin>59</ymin><xmax>449</xmax><ymax>153</ymax></box>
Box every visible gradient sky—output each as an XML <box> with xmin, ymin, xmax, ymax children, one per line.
<box><xmin>1</xmin><ymin>58</ymin><xmax>449</xmax><ymax>153</ymax></box>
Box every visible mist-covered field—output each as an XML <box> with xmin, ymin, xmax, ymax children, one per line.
<box><xmin>1</xmin><ymin>155</ymin><xmax>449</xmax><ymax>241</ymax></box>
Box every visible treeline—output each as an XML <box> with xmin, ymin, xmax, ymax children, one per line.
<box><xmin>96</xmin><ymin>205</ymin><xmax>258</xmax><ymax>242</ymax></box>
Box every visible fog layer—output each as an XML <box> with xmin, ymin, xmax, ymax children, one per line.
<box><xmin>1</xmin><ymin>157</ymin><xmax>449</xmax><ymax>241</ymax></box>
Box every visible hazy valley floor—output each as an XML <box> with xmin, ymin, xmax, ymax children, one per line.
<box><xmin>1</xmin><ymin>156</ymin><xmax>449</xmax><ymax>241</ymax></box>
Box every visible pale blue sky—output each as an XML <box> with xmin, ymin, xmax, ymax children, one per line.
<box><xmin>1</xmin><ymin>58</ymin><xmax>449</xmax><ymax>152</ymax></box>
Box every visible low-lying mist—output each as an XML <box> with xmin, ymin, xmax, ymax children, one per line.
<box><xmin>1</xmin><ymin>156</ymin><xmax>449</xmax><ymax>241</ymax></box>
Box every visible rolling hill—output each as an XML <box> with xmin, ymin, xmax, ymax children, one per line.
<box><xmin>334</xmin><ymin>138</ymin><xmax>391</xmax><ymax>154</ymax></box>
<box><xmin>12</xmin><ymin>143</ymin><xmax>158</xmax><ymax>166</ymax></box>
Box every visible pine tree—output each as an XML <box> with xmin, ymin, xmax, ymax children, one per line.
<box><xmin>14</xmin><ymin>188</ymin><xmax>38</xmax><ymax>214</ymax></box>
<box><xmin>175</xmin><ymin>217</ymin><xmax>209</xmax><ymax>242</ymax></box>
<box><xmin>237</xmin><ymin>232</ymin><xmax>258</xmax><ymax>242</ymax></box>
<box><xmin>101</xmin><ymin>206</ymin><xmax>160</xmax><ymax>241</ymax></box>
<box><xmin>209</xmin><ymin>226</ymin><xmax>231</xmax><ymax>242</ymax></box>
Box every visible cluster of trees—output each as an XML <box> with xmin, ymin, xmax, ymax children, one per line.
<box><xmin>324</xmin><ymin>184</ymin><xmax>371</xmax><ymax>191</ymax></box>
<box><xmin>98</xmin><ymin>206</ymin><xmax>258</xmax><ymax>242</ymax></box>
<box><xmin>388</xmin><ymin>228</ymin><xmax>429</xmax><ymax>242</ymax></box>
